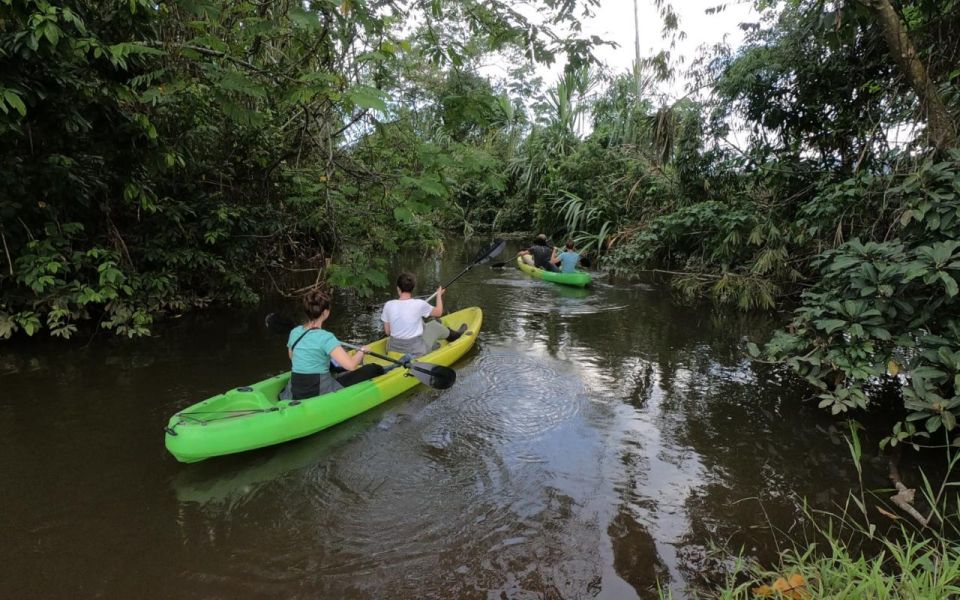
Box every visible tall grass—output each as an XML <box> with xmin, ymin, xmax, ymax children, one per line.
<box><xmin>688</xmin><ymin>535</ymin><xmax>960</xmax><ymax>599</ymax></box>
<box><xmin>670</xmin><ymin>424</ymin><xmax>960</xmax><ymax>599</ymax></box>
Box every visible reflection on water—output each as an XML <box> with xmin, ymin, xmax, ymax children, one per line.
<box><xmin>0</xmin><ymin>241</ymin><xmax>882</xmax><ymax>598</ymax></box>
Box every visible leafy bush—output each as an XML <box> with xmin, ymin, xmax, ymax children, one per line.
<box><xmin>758</xmin><ymin>153</ymin><xmax>960</xmax><ymax>444</ymax></box>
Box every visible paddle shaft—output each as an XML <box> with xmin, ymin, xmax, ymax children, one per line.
<box><xmin>340</xmin><ymin>342</ymin><xmax>412</xmax><ymax>368</ymax></box>
<box><xmin>423</xmin><ymin>239</ymin><xmax>506</xmax><ymax>302</ymax></box>
<box><xmin>340</xmin><ymin>342</ymin><xmax>459</xmax><ymax>385</ymax></box>
<box><xmin>425</xmin><ymin>265</ymin><xmax>473</xmax><ymax>302</ymax></box>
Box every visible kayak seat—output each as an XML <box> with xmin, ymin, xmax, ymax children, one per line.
<box><xmin>197</xmin><ymin>387</ymin><xmax>274</xmax><ymax>412</ymax></box>
<box><xmin>335</xmin><ymin>364</ymin><xmax>384</xmax><ymax>387</ymax></box>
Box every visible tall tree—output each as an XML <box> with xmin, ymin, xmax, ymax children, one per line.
<box><xmin>859</xmin><ymin>0</ymin><xmax>957</xmax><ymax>151</ymax></box>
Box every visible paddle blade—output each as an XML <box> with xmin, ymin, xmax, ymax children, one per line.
<box><xmin>265</xmin><ymin>312</ymin><xmax>295</xmax><ymax>334</ymax></box>
<box><xmin>472</xmin><ymin>239</ymin><xmax>506</xmax><ymax>265</ymax></box>
<box><xmin>410</xmin><ymin>362</ymin><xmax>457</xmax><ymax>389</ymax></box>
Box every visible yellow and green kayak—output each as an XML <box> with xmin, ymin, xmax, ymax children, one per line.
<box><xmin>516</xmin><ymin>257</ymin><xmax>591</xmax><ymax>287</ymax></box>
<box><xmin>165</xmin><ymin>307</ymin><xmax>482</xmax><ymax>463</ymax></box>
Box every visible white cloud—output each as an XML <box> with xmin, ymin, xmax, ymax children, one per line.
<box><xmin>570</xmin><ymin>0</ymin><xmax>759</xmax><ymax>99</ymax></box>
<box><xmin>481</xmin><ymin>1</ymin><xmax>759</xmax><ymax>102</ymax></box>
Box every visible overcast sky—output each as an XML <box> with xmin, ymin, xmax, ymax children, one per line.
<box><xmin>550</xmin><ymin>0</ymin><xmax>760</xmax><ymax>99</ymax></box>
<box><xmin>470</xmin><ymin>1</ymin><xmax>762</xmax><ymax>141</ymax></box>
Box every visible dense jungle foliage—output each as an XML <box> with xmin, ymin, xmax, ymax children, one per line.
<box><xmin>507</xmin><ymin>0</ymin><xmax>960</xmax><ymax>449</ymax></box>
<box><xmin>2</xmin><ymin>0</ymin><xmax>960</xmax><ymax>447</ymax></box>
<box><xmin>0</xmin><ymin>0</ymin><xmax>599</xmax><ymax>338</ymax></box>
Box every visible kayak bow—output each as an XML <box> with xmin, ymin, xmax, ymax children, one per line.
<box><xmin>516</xmin><ymin>257</ymin><xmax>591</xmax><ymax>288</ymax></box>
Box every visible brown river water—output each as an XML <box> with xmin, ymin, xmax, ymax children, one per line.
<box><xmin>0</xmin><ymin>240</ymin><xmax>893</xmax><ymax>599</ymax></box>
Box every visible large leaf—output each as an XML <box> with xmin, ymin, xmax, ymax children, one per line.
<box><xmin>814</xmin><ymin>319</ymin><xmax>847</xmax><ymax>334</ymax></box>
<box><xmin>346</xmin><ymin>85</ymin><xmax>388</xmax><ymax>112</ymax></box>
<box><xmin>218</xmin><ymin>72</ymin><xmax>267</xmax><ymax>99</ymax></box>
<box><xmin>289</xmin><ymin>7</ymin><xmax>322</xmax><ymax>30</ymax></box>
<box><xmin>2</xmin><ymin>90</ymin><xmax>26</xmax><ymax>116</ymax></box>
<box><xmin>939</xmin><ymin>272</ymin><xmax>958</xmax><ymax>297</ymax></box>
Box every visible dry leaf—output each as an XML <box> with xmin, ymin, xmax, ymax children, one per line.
<box><xmin>876</xmin><ymin>505</ymin><xmax>901</xmax><ymax>520</ymax></box>
<box><xmin>753</xmin><ymin>573</ymin><xmax>809</xmax><ymax>599</ymax></box>
<box><xmin>887</xmin><ymin>360</ymin><xmax>900</xmax><ymax>376</ymax></box>
<box><xmin>753</xmin><ymin>584</ymin><xmax>772</xmax><ymax>597</ymax></box>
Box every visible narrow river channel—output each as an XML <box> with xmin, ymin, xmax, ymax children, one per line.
<box><xmin>1</xmin><ymin>240</ymin><xmax>886</xmax><ymax>599</ymax></box>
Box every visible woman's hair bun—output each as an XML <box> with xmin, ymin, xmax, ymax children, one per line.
<box><xmin>303</xmin><ymin>287</ymin><xmax>332</xmax><ymax>319</ymax></box>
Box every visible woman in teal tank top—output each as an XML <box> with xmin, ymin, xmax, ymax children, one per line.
<box><xmin>286</xmin><ymin>288</ymin><xmax>379</xmax><ymax>400</ymax></box>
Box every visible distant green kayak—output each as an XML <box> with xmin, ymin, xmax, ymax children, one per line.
<box><xmin>165</xmin><ymin>307</ymin><xmax>482</xmax><ymax>463</ymax></box>
<box><xmin>516</xmin><ymin>257</ymin><xmax>591</xmax><ymax>287</ymax></box>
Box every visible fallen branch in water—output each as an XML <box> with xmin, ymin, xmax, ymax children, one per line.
<box><xmin>888</xmin><ymin>457</ymin><xmax>930</xmax><ymax>527</ymax></box>
<box><xmin>890</xmin><ymin>482</ymin><xmax>929</xmax><ymax>527</ymax></box>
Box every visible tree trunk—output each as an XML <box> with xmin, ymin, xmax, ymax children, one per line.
<box><xmin>633</xmin><ymin>0</ymin><xmax>642</xmax><ymax>100</ymax></box>
<box><xmin>860</xmin><ymin>0</ymin><xmax>957</xmax><ymax>151</ymax></box>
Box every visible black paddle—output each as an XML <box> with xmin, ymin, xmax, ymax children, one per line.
<box><xmin>264</xmin><ymin>313</ymin><xmax>456</xmax><ymax>390</ymax></box>
<box><xmin>424</xmin><ymin>238</ymin><xmax>506</xmax><ymax>302</ymax></box>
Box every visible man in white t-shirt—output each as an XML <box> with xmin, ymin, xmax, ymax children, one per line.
<box><xmin>381</xmin><ymin>272</ymin><xmax>467</xmax><ymax>357</ymax></box>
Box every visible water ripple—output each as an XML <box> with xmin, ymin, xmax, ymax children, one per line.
<box><xmin>451</xmin><ymin>349</ymin><xmax>585</xmax><ymax>444</ymax></box>
<box><xmin>480</xmin><ymin>274</ymin><xmax>629</xmax><ymax>316</ymax></box>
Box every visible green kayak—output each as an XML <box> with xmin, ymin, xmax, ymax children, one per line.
<box><xmin>164</xmin><ymin>307</ymin><xmax>482</xmax><ymax>463</ymax></box>
<box><xmin>516</xmin><ymin>256</ymin><xmax>591</xmax><ymax>287</ymax></box>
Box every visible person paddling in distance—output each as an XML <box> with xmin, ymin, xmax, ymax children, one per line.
<box><xmin>382</xmin><ymin>272</ymin><xmax>467</xmax><ymax>358</ymax></box>
<box><xmin>553</xmin><ymin>239</ymin><xmax>581</xmax><ymax>273</ymax></box>
<box><xmin>286</xmin><ymin>288</ymin><xmax>383</xmax><ymax>401</ymax></box>
<box><xmin>518</xmin><ymin>233</ymin><xmax>559</xmax><ymax>272</ymax></box>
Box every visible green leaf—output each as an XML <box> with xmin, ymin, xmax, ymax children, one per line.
<box><xmin>0</xmin><ymin>314</ymin><xmax>18</xmax><ymax>339</ymax></box>
<box><xmin>16</xmin><ymin>312</ymin><xmax>41</xmax><ymax>336</ymax></box>
<box><xmin>814</xmin><ymin>319</ymin><xmax>847</xmax><ymax>334</ymax></box>
<box><xmin>43</xmin><ymin>22</ymin><xmax>59</xmax><ymax>47</ymax></box>
<box><xmin>289</xmin><ymin>7</ymin><xmax>322</xmax><ymax>30</ymax></box>
<box><xmin>346</xmin><ymin>85</ymin><xmax>388</xmax><ymax>112</ymax></box>
<box><xmin>939</xmin><ymin>272</ymin><xmax>958</xmax><ymax>297</ymax></box>
<box><xmin>912</xmin><ymin>366</ymin><xmax>948</xmax><ymax>382</ymax></box>
<box><xmin>3</xmin><ymin>90</ymin><xmax>26</xmax><ymax>116</ymax></box>
<box><xmin>50</xmin><ymin>324</ymin><xmax>78</xmax><ymax>339</ymax></box>
<box><xmin>828</xmin><ymin>255</ymin><xmax>860</xmax><ymax>271</ymax></box>
<box><xmin>943</xmin><ymin>410</ymin><xmax>957</xmax><ymax>431</ymax></box>
<box><xmin>357</xmin><ymin>51</ymin><xmax>389</xmax><ymax>63</ymax></box>
<box><xmin>418</xmin><ymin>178</ymin><xmax>446</xmax><ymax>197</ymax></box>
<box><xmin>393</xmin><ymin>206</ymin><xmax>414</xmax><ymax>223</ymax></box>
<box><xmin>107</xmin><ymin>42</ymin><xmax>164</xmax><ymax>58</ymax></box>
<box><xmin>219</xmin><ymin>72</ymin><xmax>266</xmax><ymax>99</ymax></box>
<box><xmin>219</xmin><ymin>99</ymin><xmax>264</xmax><ymax>125</ymax></box>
